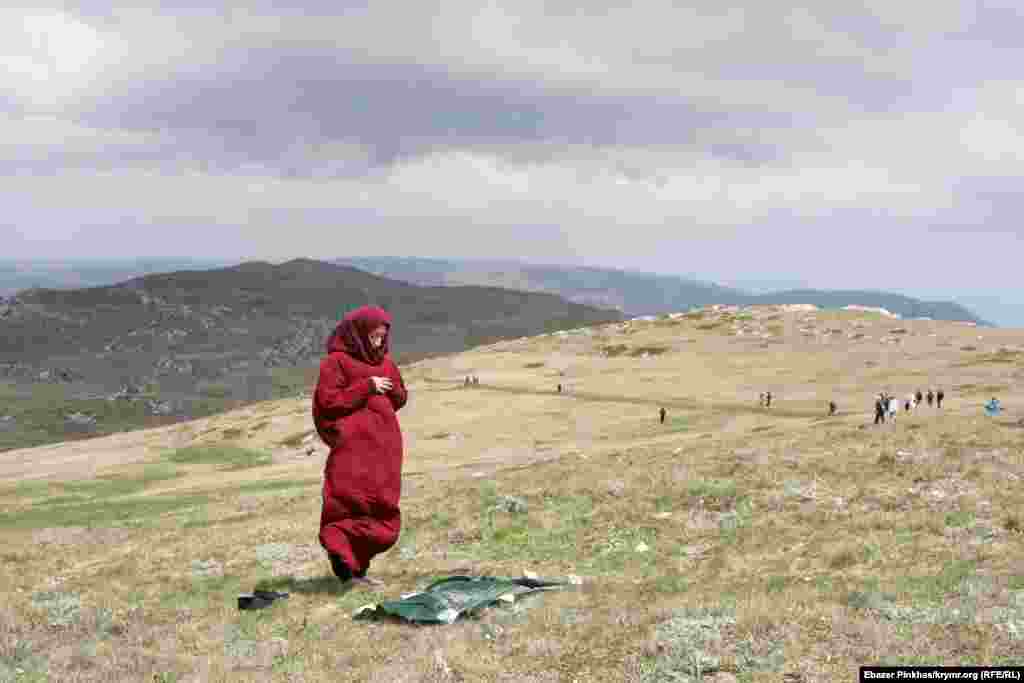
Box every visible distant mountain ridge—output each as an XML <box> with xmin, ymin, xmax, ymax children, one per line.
<box><xmin>1</xmin><ymin>258</ymin><xmax>622</xmax><ymax>373</ymax></box>
<box><xmin>0</xmin><ymin>258</ymin><xmax>233</xmax><ymax>297</ymax></box>
<box><xmin>333</xmin><ymin>256</ymin><xmax>993</xmax><ymax>326</ymax></box>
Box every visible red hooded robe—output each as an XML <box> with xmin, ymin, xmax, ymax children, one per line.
<box><xmin>312</xmin><ymin>306</ymin><xmax>408</xmax><ymax>574</ymax></box>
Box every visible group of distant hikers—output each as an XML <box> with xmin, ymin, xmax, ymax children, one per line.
<box><xmin>751</xmin><ymin>388</ymin><xmax>952</xmax><ymax>423</ymax></box>
<box><xmin>873</xmin><ymin>388</ymin><xmax>944</xmax><ymax>424</ymax></box>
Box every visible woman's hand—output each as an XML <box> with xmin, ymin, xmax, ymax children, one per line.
<box><xmin>371</xmin><ymin>376</ymin><xmax>393</xmax><ymax>394</ymax></box>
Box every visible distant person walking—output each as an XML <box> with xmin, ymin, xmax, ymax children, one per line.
<box><xmin>984</xmin><ymin>397</ymin><xmax>1002</xmax><ymax>417</ymax></box>
<box><xmin>937</xmin><ymin>388</ymin><xmax>945</xmax><ymax>408</ymax></box>
<box><xmin>915</xmin><ymin>390</ymin><xmax>923</xmax><ymax>406</ymax></box>
<box><xmin>874</xmin><ymin>396</ymin><xmax>886</xmax><ymax>424</ymax></box>
<box><xmin>884</xmin><ymin>394</ymin><xmax>896</xmax><ymax>421</ymax></box>
<box><xmin>312</xmin><ymin>306</ymin><xmax>408</xmax><ymax>587</ymax></box>
<box><xmin>659</xmin><ymin>407</ymin><xmax>666</xmax><ymax>424</ymax></box>
<box><xmin>765</xmin><ymin>391</ymin><xmax>772</xmax><ymax>408</ymax></box>
<box><xmin>828</xmin><ymin>400</ymin><xmax>837</xmax><ymax>416</ymax></box>
<box><xmin>557</xmin><ymin>383</ymin><xmax>562</xmax><ymax>394</ymax></box>
<box><xmin>926</xmin><ymin>389</ymin><xmax>934</xmax><ymax>407</ymax></box>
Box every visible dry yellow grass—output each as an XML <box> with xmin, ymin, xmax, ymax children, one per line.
<box><xmin>1</xmin><ymin>304</ymin><xmax>1023</xmax><ymax>681</ymax></box>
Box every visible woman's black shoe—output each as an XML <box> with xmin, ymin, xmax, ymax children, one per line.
<box><xmin>329</xmin><ymin>553</ymin><xmax>353</xmax><ymax>582</ymax></box>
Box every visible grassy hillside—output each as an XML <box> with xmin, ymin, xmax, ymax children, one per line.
<box><xmin>0</xmin><ymin>259</ymin><xmax>621</xmax><ymax>453</ymax></box>
<box><xmin>0</xmin><ymin>304</ymin><xmax>1022</xmax><ymax>681</ymax></box>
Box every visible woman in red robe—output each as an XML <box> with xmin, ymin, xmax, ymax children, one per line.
<box><xmin>312</xmin><ymin>305</ymin><xmax>408</xmax><ymax>585</ymax></box>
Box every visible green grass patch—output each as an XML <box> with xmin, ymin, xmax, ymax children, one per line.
<box><xmin>892</xmin><ymin>559</ymin><xmax>977</xmax><ymax>604</ymax></box>
<box><xmin>651</xmin><ymin>573</ymin><xmax>689</xmax><ymax>594</ymax></box>
<box><xmin>236</xmin><ymin>478</ymin><xmax>319</xmax><ymax>494</ymax></box>
<box><xmin>491</xmin><ymin>522</ymin><xmax>530</xmax><ymax>548</ymax></box>
<box><xmin>945</xmin><ymin>510</ymin><xmax>975</xmax><ymax>528</ymax></box>
<box><xmin>654</xmin><ymin>495</ymin><xmax>674</xmax><ymax>513</ymax></box>
<box><xmin>1</xmin><ymin>460</ymin><xmax>182</xmax><ymax>508</ymax></box>
<box><xmin>165</xmin><ymin>444</ymin><xmax>272</xmax><ymax>470</ymax></box>
<box><xmin>181</xmin><ymin>507</ymin><xmax>212</xmax><ymax>529</ymax></box>
<box><xmin>0</xmin><ymin>486</ymin><xmax>209</xmax><ymax>530</ymax></box>
<box><xmin>586</xmin><ymin>525</ymin><xmax>656</xmax><ymax>573</ymax></box>
<box><xmin>430</xmin><ymin>510</ymin><xmax>453</xmax><ymax>528</ymax></box>
<box><xmin>161</xmin><ymin>574</ymin><xmax>244</xmax><ymax>612</ymax></box>
<box><xmin>471</xmin><ymin>492</ymin><xmax>595</xmax><ymax>564</ymax></box>
<box><xmin>686</xmin><ymin>479</ymin><xmax>738</xmax><ymax>503</ymax></box>
<box><xmin>654</xmin><ymin>415</ymin><xmax>689</xmax><ymax>434</ymax></box>
<box><xmin>198</xmin><ymin>382</ymin><xmax>232</xmax><ymax>398</ymax></box>
<box><xmin>0</xmin><ymin>640</ymin><xmax>49</xmax><ymax>682</ymax></box>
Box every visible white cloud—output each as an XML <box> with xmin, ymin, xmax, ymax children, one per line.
<box><xmin>0</xmin><ymin>9</ymin><xmax>109</xmax><ymax>107</ymax></box>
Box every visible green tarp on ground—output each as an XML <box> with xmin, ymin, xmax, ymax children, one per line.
<box><xmin>353</xmin><ymin>575</ymin><xmax>576</xmax><ymax>625</ymax></box>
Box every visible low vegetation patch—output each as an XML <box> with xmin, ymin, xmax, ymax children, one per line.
<box><xmin>279</xmin><ymin>429</ymin><xmax>314</xmax><ymax>448</ymax></box>
<box><xmin>955</xmin><ymin>350</ymin><xmax>1023</xmax><ymax>367</ymax></box>
<box><xmin>220</xmin><ymin>427</ymin><xmax>245</xmax><ymax>440</ymax></box>
<box><xmin>599</xmin><ymin>344</ymin><xmax>630</xmax><ymax>357</ymax></box>
<box><xmin>957</xmin><ymin>384</ymin><xmax>1007</xmax><ymax>396</ymax></box>
<box><xmin>629</xmin><ymin>345</ymin><xmax>671</xmax><ymax>357</ymax></box>
<box><xmin>0</xmin><ymin>475</ymin><xmax>206</xmax><ymax>531</ymax></box>
<box><xmin>165</xmin><ymin>444</ymin><xmax>272</xmax><ymax>470</ymax></box>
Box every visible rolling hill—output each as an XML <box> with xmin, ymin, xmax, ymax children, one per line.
<box><xmin>0</xmin><ymin>303</ymin><xmax>1021</xmax><ymax>680</ymax></box>
<box><xmin>0</xmin><ymin>258</ymin><xmax>621</xmax><ymax>451</ymax></box>
<box><xmin>333</xmin><ymin>256</ymin><xmax>992</xmax><ymax>326</ymax></box>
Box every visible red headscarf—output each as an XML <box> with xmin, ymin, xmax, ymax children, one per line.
<box><xmin>327</xmin><ymin>305</ymin><xmax>391</xmax><ymax>365</ymax></box>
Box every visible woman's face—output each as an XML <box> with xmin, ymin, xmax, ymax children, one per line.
<box><xmin>368</xmin><ymin>325</ymin><xmax>387</xmax><ymax>349</ymax></box>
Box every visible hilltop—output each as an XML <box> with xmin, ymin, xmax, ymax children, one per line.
<box><xmin>334</xmin><ymin>255</ymin><xmax>993</xmax><ymax>326</ymax></box>
<box><xmin>0</xmin><ymin>303</ymin><xmax>1021</xmax><ymax>680</ymax></box>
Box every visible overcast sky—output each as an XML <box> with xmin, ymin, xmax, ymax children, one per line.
<box><xmin>2</xmin><ymin>3</ymin><xmax>1022</xmax><ymax>322</ymax></box>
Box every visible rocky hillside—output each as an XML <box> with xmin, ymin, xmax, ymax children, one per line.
<box><xmin>0</xmin><ymin>259</ymin><xmax>621</xmax><ymax>452</ymax></box>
